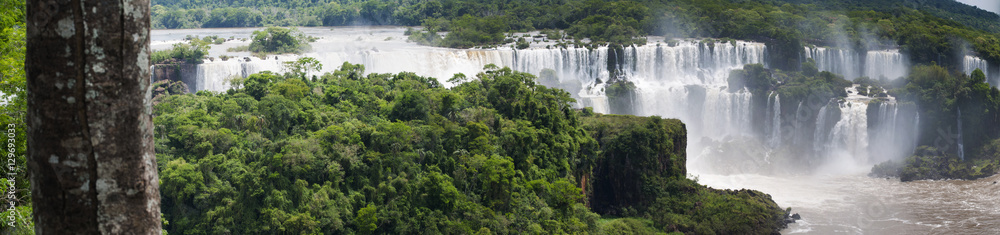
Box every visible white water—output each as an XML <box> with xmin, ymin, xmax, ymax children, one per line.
<box><xmin>963</xmin><ymin>55</ymin><xmax>997</xmax><ymax>86</ymax></box>
<box><xmin>769</xmin><ymin>93</ymin><xmax>781</xmax><ymax>148</ymax></box>
<box><xmin>152</xmin><ymin>27</ymin><xmax>997</xmax><ymax>234</ymax></box>
<box><xmin>805</xmin><ymin>47</ymin><xmax>861</xmax><ymax>79</ymax></box>
<box><xmin>826</xmin><ymin>85</ymin><xmax>871</xmax><ymax>172</ymax></box>
<box><xmin>627</xmin><ymin>41</ymin><xmax>765</xmax><ymax>140</ymax></box>
<box><xmin>865</xmin><ymin>49</ymin><xmax>909</xmax><ymax>80</ymax></box>
<box><xmin>804</xmin><ymin>47</ymin><xmax>910</xmax><ymax>81</ymax></box>
<box><xmin>958</xmin><ymin>108</ymin><xmax>965</xmax><ymax>161</ymax></box>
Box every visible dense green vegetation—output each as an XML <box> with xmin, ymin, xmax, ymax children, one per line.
<box><xmin>152</xmin><ymin>62</ymin><xmax>789</xmax><ymax>234</ymax></box>
<box><xmin>774</xmin><ymin>0</ymin><xmax>1000</xmax><ymax>34</ymax></box>
<box><xmin>0</xmin><ymin>0</ymin><xmax>32</xmax><ymax>233</ymax></box>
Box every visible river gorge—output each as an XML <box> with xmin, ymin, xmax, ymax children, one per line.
<box><xmin>151</xmin><ymin>26</ymin><xmax>1000</xmax><ymax>234</ymax></box>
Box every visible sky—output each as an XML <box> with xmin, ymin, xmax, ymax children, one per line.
<box><xmin>955</xmin><ymin>0</ymin><xmax>1000</xmax><ymax>15</ymax></box>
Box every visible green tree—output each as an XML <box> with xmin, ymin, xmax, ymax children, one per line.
<box><xmin>282</xmin><ymin>57</ymin><xmax>323</xmax><ymax>80</ymax></box>
<box><xmin>249</xmin><ymin>27</ymin><xmax>309</xmax><ymax>54</ymax></box>
<box><xmin>243</xmin><ymin>72</ymin><xmax>280</xmax><ymax>100</ymax></box>
<box><xmin>354</xmin><ymin>204</ymin><xmax>378</xmax><ymax>234</ymax></box>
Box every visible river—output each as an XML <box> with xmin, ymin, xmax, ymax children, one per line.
<box><xmin>152</xmin><ymin>26</ymin><xmax>1000</xmax><ymax>234</ymax></box>
<box><xmin>697</xmin><ymin>172</ymin><xmax>1000</xmax><ymax>234</ymax></box>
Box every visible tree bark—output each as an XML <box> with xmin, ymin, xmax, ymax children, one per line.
<box><xmin>26</xmin><ymin>0</ymin><xmax>161</xmax><ymax>234</ymax></box>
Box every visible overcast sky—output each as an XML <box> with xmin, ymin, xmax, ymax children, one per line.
<box><xmin>955</xmin><ymin>0</ymin><xmax>1000</xmax><ymax>15</ymax></box>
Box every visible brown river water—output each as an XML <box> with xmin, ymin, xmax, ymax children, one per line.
<box><xmin>696</xmin><ymin>172</ymin><xmax>1000</xmax><ymax>234</ymax></box>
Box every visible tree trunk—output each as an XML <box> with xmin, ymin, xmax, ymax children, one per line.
<box><xmin>26</xmin><ymin>0</ymin><xmax>161</xmax><ymax>234</ymax></box>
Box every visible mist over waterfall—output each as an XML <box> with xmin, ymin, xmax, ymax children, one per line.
<box><xmin>809</xmin><ymin>85</ymin><xmax>919</xmax><ymax>172</ymax></box>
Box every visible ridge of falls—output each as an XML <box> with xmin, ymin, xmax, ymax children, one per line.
<box><xmin>163</xmin><ymin>31</ymin><xmax>918</xmax><ymax>173</ymax></box>
<box><xmin>804</xmin><ymin>47</ymin><xmax>909</xmax><ymax>80</ymax></box>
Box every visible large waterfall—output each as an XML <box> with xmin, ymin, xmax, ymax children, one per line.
<box><xmin>153</xmin><ymin>28</ymin><xmax>919</xmax><ymax>173</ymax></box>
<box><xmin>625</xmin><ymin>41</ymin><xmax>765</xmax><ymax>140</ymax></box>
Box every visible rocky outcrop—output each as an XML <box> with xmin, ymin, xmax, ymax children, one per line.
<box><xmin>581</xmin><ymin>114</ymin><xmax>791</xmax><ymax>234</ymax></box>
<box><xmin>152</xmin><ymin>64</ymin><xmax>198</xmax><ymax>93</ymax></box>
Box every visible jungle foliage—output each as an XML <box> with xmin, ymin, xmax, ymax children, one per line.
<box><xmin>152</xmin><ymin>62</ymin><xmax>788</xmax><ymax>234</ymax></box>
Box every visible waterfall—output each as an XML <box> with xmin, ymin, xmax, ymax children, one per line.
<box><xmin>814</xmin><ymin>105</ymin><xmax>831</xmax><ymax>157</ymax></box>
<box><xmin>868</xmin><ymin>100</ymin><xmax>919</xmax><ymax>163</ymax></box>
<box><xmin>769</xmin><ymin>93</ymin><xmax>781</xmax><ymax>147</ymax></box>
<box><xmin>793</xmin><ymin>101</ymin><xmax>806</xmax><ymax>146</ymax></box>
<box><xmin>804</xmin><ymin>47</ymin><xmax>860</xmax><ymax>79</ymax></box>
<box><xmin>958</xmin><ymin>108</ymin><xmax>965</xmax><ymax>161</ymax></box>
<box><xmin>805</xmin><ymin>47</ymin><xmax>908</xmax><ymax>81</ymax></box>
<box><xmin>829</xmin><ymin>85</ymin><xmax>870</xmax><ymax>164</ymax></box>
<box><xmin>195</xmin><ymin>61</ymin><xmax>245</xmax><ymax>92</ymax></box>
<box><xmin>630</xmin><ymin>40</ymin><xmax>765</xmax><ymax>140</ymax></box>
<box><xmin>963</xmin><ymin>55</ymin><xmax>993</xmax><ymax>86</ymax></box>
<box><xmin>865</xmin><ymin>50</ymin><xmax>908</xmax><ymax>80</ymax></box>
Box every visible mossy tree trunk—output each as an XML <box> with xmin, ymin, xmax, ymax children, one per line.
<box><xmin>26</xmin><ymin>0</ymin><xmax>161</xmax><ymax>233</ymax></box>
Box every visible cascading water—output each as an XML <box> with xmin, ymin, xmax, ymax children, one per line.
<box><xmin>769</xmin><ymin>93</ymin><xmax>781</xmax><ymax>148</ymax></box>
<box><xmin>865</xmin><ymin>49</ymin><xmax>908</xmax><ymax>80</ymax></box>
<box><xmin>624</xmin><ymin>41</ymin><xmax>765</xmax><ymax>140</ymax></box>
<box><xmin>804</xmin><ymin>47</ymin><xmax>860</xmax><ymax>79</ymax></box>
<box><xmin>805</xmin><ymin>47</ymin><xmax>909</xmax><ymax>81</ymax></box>
<box><xmin>963</xmin><ymin>55</ymin><xmax>995</xmax><ymax>86</ymax></box>
<box><xmin>868</xmin><ymin>100</ymin><xmax>919</xmax><ymax>164</ymax></box>
<box><xmin>828</xmin><ymin>85</ymin><xmax>871</xmax><ymax>167</ymax></box>
<box><xmin>813</xmin><ymin>105</ymin><xmax>831</xmax><ymax>158</ymax></box>
<box><xmin>958</xmin><ymin>108</ymin><xmax>965</xmax><ymax>161</ymax></box>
